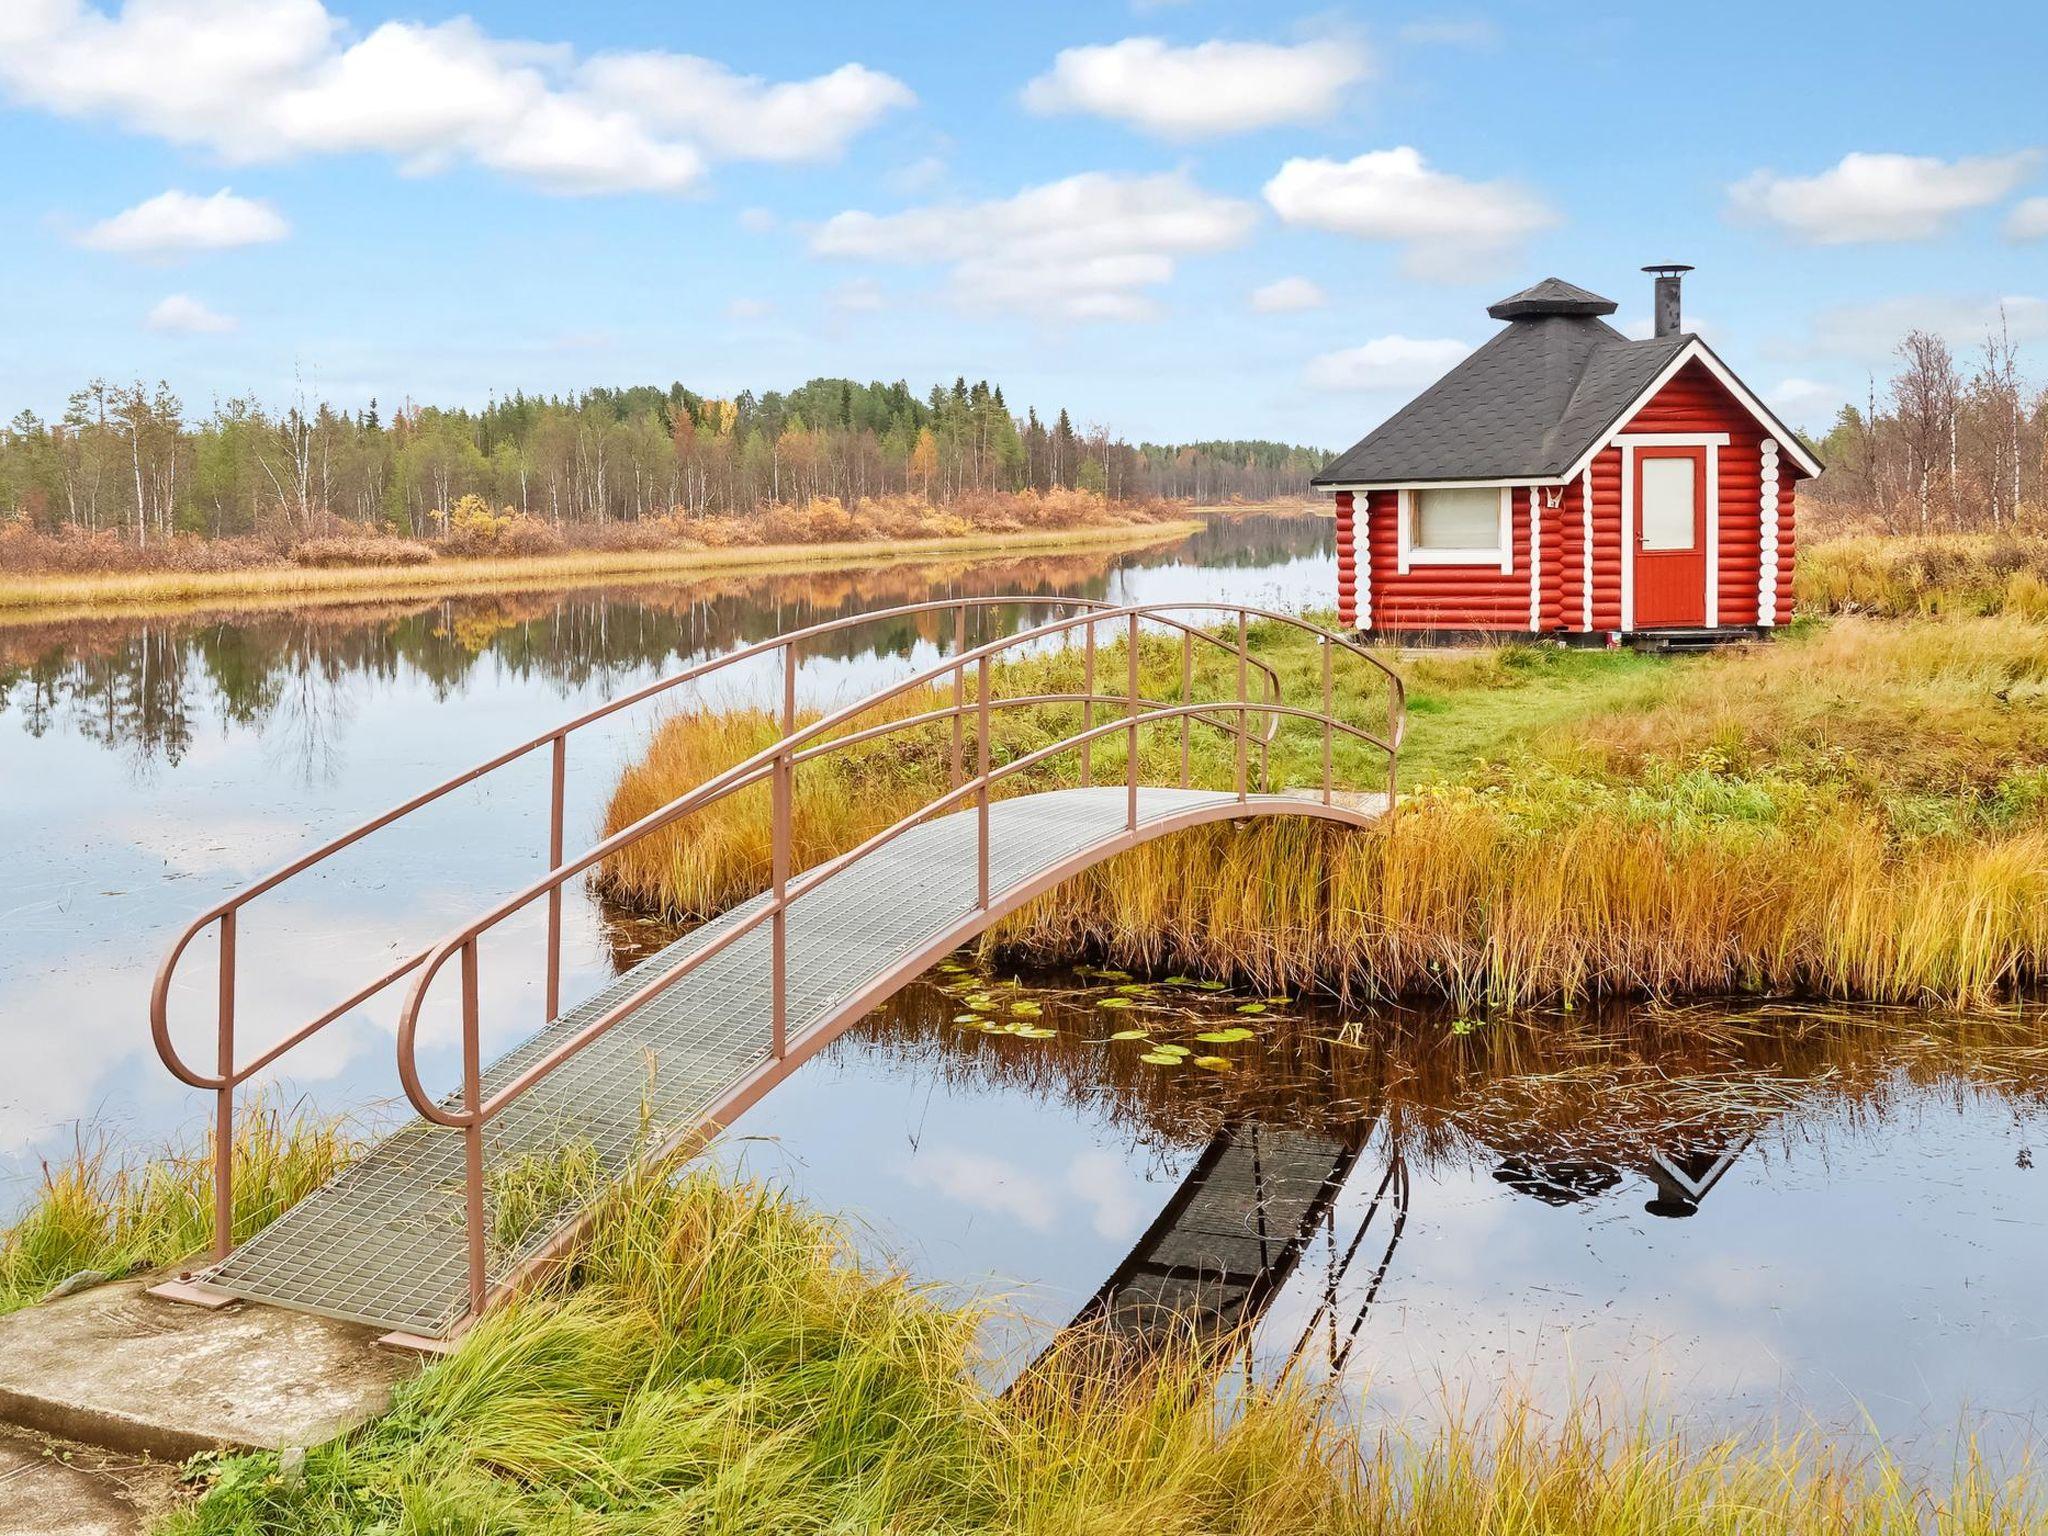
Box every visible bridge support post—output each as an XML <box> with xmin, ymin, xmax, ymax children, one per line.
<box><xmin>950</xmin><ymin>606</ymin><xmax>965</xmax><ymax>790</ymax></box>
<box><xmin>1321</xmin><ymin>638</ymin><xmax>1333</xmax><ymax>807</ymax></box>
<box><xmin>545</xmin><ymin>733</ymin><xmax>565</xmax><ymax>1022</ymax></box>
<box><xmin>976</xmin><ymin>654</ymin><xmax>991</xmax><ymax>909</ymax></box>
<box><xmin>1081</xmin><ymin>622</ymin><xmax>1095</xmax><ymax>789</ymax></box>
<box><xmin>213</xmin><ymin>911</ymin><xmax>235</xmax><ymax>1261</ymax></box>
<box><xmin>771</xmin><ymin>643</ymin><xmax>794</xmax><ymax>1059</ymax></box>
<box><xmin>1235</xmin><ymin>612</ymin><xmax>1249</xmax><ymax>803</ymax></box>
<box><xmin>1127</xmin><ymin>612</ymin><xmax>1140</xmax><ymax>830</ymax></box>
<box><xmin>461</xmin><ymin>939</ymin><xmax>486</xmax><ymax>1318</ymax></box>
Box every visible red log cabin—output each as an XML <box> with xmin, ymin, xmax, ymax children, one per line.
<box><xmin>1312</xmin><ymin>267</ymin><xmax>1822</xmax><ymax>644</ymax></box>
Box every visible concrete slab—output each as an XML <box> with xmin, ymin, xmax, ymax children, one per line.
<box><xmin>0</xmin><ymin>1273</ymin><xmax>413</xmax><ymax>1461</ymax></box>
<box><xmin>0</xmin><ymin>1425</ymin><xmax>181</xmax><ymax>1536</ymax></box>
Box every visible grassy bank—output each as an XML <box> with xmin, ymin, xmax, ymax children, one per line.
<box><xmin>599</xmin><ymin>612</ymin><xmax>2048</xmax><ymax>1007</ymax></box>
<box><xmin>1</xmin><ymin>1135</ymin><xmax>1999</xmax><ymax>1534</ymax></box>
<box><xmin>0</xmin><ymin>1104</ymin><xmax>348</xmax><ymax>1315</ymax></box>
<box><xmin>0</xmin><ymin>518</ymin><xmax>1200</xmax><ymax>623</ymax></box>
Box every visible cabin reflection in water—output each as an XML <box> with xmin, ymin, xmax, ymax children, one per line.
<box><xmin>1050</xmin><ymin>1121</ymin><xmax>1409</xmax><ymax>1372</ymax></box>
<box><xmin>1492</xmin><ymin>1128</ymin><xmax>1757</xmax><ymax>1218</ymax></box>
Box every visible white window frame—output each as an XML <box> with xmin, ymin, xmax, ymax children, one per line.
<box><xmin>1397</xmin><ymin>485</ymin><xmax>1514</xmax><ymax>574</ymax></box>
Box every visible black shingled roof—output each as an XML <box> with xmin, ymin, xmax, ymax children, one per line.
<box><xmin>1311</xmin><ymin>278</ymin><xmax>1693</xmax><ymax>487</ymax></box>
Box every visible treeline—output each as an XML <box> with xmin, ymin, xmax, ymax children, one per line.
<box><xmin>1807</xmin><ymin>320</ymin><xmax>2048</xmax><ymax>534</ymax></box>
<box><xmin>0</xmin><ymin>375</ymin><xmax>1327</xmax><ymax>545</ymax></box>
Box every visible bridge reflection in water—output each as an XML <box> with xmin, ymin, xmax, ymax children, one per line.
<box><xmin>1034</xmin><ymin>1114</ymin><xmax>1761</xmax><ymax>1377</ymax></box>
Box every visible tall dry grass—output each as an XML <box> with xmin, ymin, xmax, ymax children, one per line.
<box><xmin>159</xmin><ymin>1151</ymin><xmax>2043</xmax><ymax>1534</ymax></box>
<box><xmin>598</xmin><ymin>613</ymin><xmax>2048</xmax><ymax>1008</ymax></box>
<box><xmin>0</xmin><ymin>1100</ymin><xmax>351</xmax><ymax>1313</ymax></box>
<box><xmin>1800</xmin><ymin>533</ymin><xmax>2048</xmax><ymax>618</ymax></box>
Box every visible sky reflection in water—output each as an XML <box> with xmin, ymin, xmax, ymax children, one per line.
<box><xmin>1</xmin><ymin>513</ymin><xmax>2040</xmax><ymax>1473</ymax></box>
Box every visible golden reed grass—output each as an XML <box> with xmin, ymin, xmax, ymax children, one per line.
<box><xmin>597</xmin><ymin>611</ymin><xmax>2048</xmax><ymax>1010</ymax></box>
<box><xmin>1800</xmin><ymin>533</ymin><xmax>2048</xmax><ymax>619</ymax></box>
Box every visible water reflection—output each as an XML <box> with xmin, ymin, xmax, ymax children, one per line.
<box><xmin>0</xmin><ymin>515</ymin><xmax>1330</xmax><ymax>772</ymax></box>
<box><xmin>0</xmin><ymin>514</ymin><xmax>1332</xmax><ymax>1208</ymax></box>
<box><xmin>721</xmin><ymin>971</ymin><xmax>2045</xmax><ymax>1471</ymax></box>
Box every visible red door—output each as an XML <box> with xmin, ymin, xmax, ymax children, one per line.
<box><xmin>1633</xmin><ymin>447</ymin><xmax>1707</xmax><ymax>627</ymax></box>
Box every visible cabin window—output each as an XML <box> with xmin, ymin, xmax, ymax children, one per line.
<box><xmin>1638</xmin><ymin>457</ymin><xmax>1697</xmax><ymax>550</ymax></box>
<box><xmin>1401</xmin><ymin>485</ymin><xmax>1511</xmax><ymax>571</ymax></box>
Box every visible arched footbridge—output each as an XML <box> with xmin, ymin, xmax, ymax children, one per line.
<box><xmin>150</xmin><ymin>599</ymin><xmax>1404</xmax><ymax>1344</ymax></box>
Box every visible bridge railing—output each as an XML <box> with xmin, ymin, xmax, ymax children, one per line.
<box><xmin>147</xmin><ymin>597</ymin><xmax>1296</xmax><ymax>1262</ymax></box>
<box><xmin>150</xmin><ymin>598</ymin><xmax>1400</xmax><ymax>1290</ymax></box>
<box><xmin>390</xmin><ymin>602</ymin><xmax>1402</xmax><ymax>1316</ymax></box>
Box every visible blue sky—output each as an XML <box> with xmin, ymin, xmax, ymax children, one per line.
<box><xmin>3</xmin><ymin>0</ymin><xmax>2044</xmax><ymax>447</ymax></box>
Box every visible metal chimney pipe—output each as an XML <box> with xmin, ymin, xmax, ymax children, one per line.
<box><xmin>1643</xmin><ymin>264</ymin><xmax>1692</xmax><ymax>338</ymax></box>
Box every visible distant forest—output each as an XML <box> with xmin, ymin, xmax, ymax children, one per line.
<box><xmin>0</xmin><ymin>375</ymin><xmax>1329</xmax><ymax>543</ymax></box>
<box><xmin>1804</xmin><ymin>322</ymin><xmax>2048</xmax><ymax>534</ymax></box>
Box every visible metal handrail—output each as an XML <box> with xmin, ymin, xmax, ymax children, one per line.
<box><xmin>386</xmin><ymin>601</ymin><xmax>1402</xmax><ymax>1314</ymax></box>
<box><xmin>147</xmin><ymin>595</ymin><xmax>1300</xmax><ymax>1259</ymax></box>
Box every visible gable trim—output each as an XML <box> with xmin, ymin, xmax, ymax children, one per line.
<box><xmin>1560</xmin><ymin>338</ymin><xmax>1824</xmax><ymax>483</ymax></box>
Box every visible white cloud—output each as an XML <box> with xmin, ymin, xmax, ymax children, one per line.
<box><xmin>904</xmin><ymin>1146</ymin><xmax>1057</xmax><ymax>1230</ymax></box>
<box><xmin>885</xmin><ymin>154</ymin><xmax>949</xmax><ymax>196</ymax></box>
<box><xmin>79</xmin><ymin>187</ymin><xmax>289</xmax><ymax>255</ymax></box>
<box><xmin>2008</xmin><ymin>197</ymin><xmax>2048</xmax><ymax>241</ymax></box>
<box><xmin>725</xmin><ymin>297</ymin><xmax>773</xmax><ymax>321</ymax></box>
<box><xmin>1305</xmin><ymin>335</ymin><xmax>1469</xmax><ymax>391</ymax></box>
<box><xmin>575</xmin><ymin>55</ymin><xmax>913</xmax><ymax>163</ymax></box>
<box><xmin>1066</xmin><ymin>1150</ymin><xmax>1146</xmax><ymax>1241</ymax></box>
<box><xmin>1803</xmin><ymin>294</ymin><xmax>2048</xmax><ymax>363</ymax></box>
<box><xmin>1264</xmin><ymin>148</ymin><xmax>1557</xmax><ymax>276</ymax></box>
<box><xmin>145</xmin><ymin>293</ymin><xmax>237</xmax><ymax>333</ymax></box>
<box><xmin>1022</xmin><ymin>35</ymin><xmax>1370</xmax><ymax>139</ymax></box>
<box><xmin>1728</xmin><ymin>151</ymin><xmax>2040</xmax><ymax>244</ymax></box>
<box><xmin>0</xmin><ymin>2</ymin><xmax>910</xmax><ymax>196</ymax></box>
<box><xmin>1252</xmin><ymin>275</ymin><xmax>1327</xmax><ymax>313</ymax></box>
<box><xmin>828</xmin><ymin>278</ymin><xmax>885</xmax><ymax>312</ymax></box>
<box><xmin>814</xmin><ymin>170</ymin><xmax>1257</xmax><ymax>322</ymax></box>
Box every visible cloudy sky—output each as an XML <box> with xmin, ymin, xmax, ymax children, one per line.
<box><xmin>3</xmin><ymin>0</ymin><xmax>2043</xmax><ymax>445</ymax></box>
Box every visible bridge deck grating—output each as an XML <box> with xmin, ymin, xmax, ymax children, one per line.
<box><xmin>197</xmin><ymin>786</ymin><xmax>1381</xmax><ymax>1337</ymax></box>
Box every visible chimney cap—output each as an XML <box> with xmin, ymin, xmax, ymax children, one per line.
<box><xmin>1641</xmin><ymin>263</ymin><xmax>1694</xmax><ymax>276</ymax></box>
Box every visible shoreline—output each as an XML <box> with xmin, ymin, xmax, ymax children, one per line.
<box><xmin>0</xmin><ymin>517</ymin><xmax>1205</xmax><ymax>627</ymax></box>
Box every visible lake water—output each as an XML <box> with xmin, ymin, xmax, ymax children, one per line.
<box><xmin>2</xmin><ymin>510</ymin><xmax>2041</xmax><ymax>1473</ymax></box>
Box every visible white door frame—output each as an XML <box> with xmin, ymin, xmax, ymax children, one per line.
<box><xmin>1615</xmin><ymin>432</ymin><xmax>1726</xmax><ymax>630</ymax></box>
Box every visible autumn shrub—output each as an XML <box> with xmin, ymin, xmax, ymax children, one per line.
<box><xmin>492</xmin><ymin>515</ymin><xmax>565</xmax><ymax>558</ymax></box>
<box><xmin>290</xmin><ymin>534</ymin><xmax>435</xmax><ymax>568</ymax></box>
<box><xmin>0</xmin><ymin>522</ymin><xmax>286</xmax><ymax>575</ymax></box>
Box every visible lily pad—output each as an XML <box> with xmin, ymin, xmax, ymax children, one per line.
<box><xmin>1108</xmin><ymin>1029</ymin><xmax>1150</xmax><ymax>1041</ymax></box>
<box><xmin>1194</xmin><ymin>1027</ymin><xmax>1257</xmax><ymax>1044</ymax></box>
<box><xmin>1009</xmin><ymin>1001</ymin><xmax>1043</xmax><ymax>1017</ymax></box>
<box><xmin>1096</xmin><ymin>997</ymin><xmax>1134</xmax><ymax>1010</ymax></box>
<box><xmin>1192</xmin><ymin>1056</ymin><xmax>1234</xmax><ymax>1072</ymax></box>
<box><xmin>1011</xmin><ymin>1026</ymin><xmax>1058</xmax><ymax>1039</ymax></box>
<box><xmin>1151</xmin><ymin>1043</ymin><xmax>1191</xmax><ymax>1058</ymax></box>
<box><xmin>1235</xmin><ymin>1002</ymin><xmax>1267</xmax><ymax>1016</ymax></box>
<box><xmin>1138</xmin><ymin>1051</ymin><xmax>1182</xmax><ymax>1067</ymax></box>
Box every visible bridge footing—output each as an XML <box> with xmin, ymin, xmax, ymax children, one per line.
<box><xmin>0</xmin><ymin>1271</ymin><xmax>412</xmax><ymax>1462</ymax></box>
